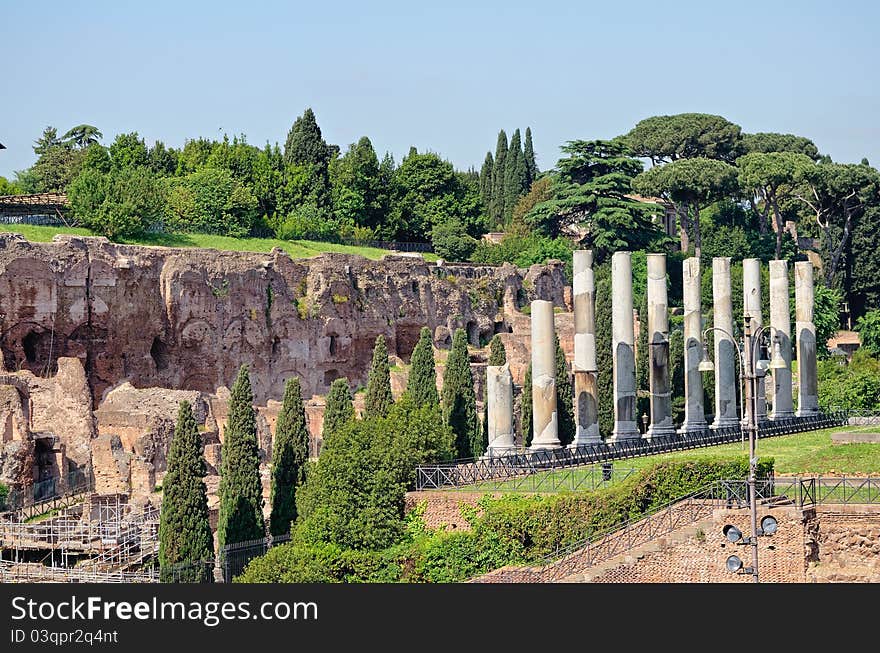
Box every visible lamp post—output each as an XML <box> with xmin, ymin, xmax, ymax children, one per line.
<box><xmin>700</xmin><ymin>315</ymin><xmax>786</xmax><ymax>583</ymax></box>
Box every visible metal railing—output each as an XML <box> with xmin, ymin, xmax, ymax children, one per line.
<box><xmin>219</xmin><ymin>533</ymin><xmax>291</xmax><ymax>583</ymax></box>
<box><xmin>5</xmin><ymin>468</ymin><xmax>95</xmax><ymax>516</ymax></box>
<box><xmin>475</xmin><ymin>474</ymin><xmax>880</xmax><ymax>583</ymax></box>
<box><xmin>415</xmin><ymin>411</ymin><xmax>848</xmax><ymax>491</ymax></box>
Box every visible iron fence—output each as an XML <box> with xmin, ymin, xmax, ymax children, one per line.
<box><xmin>4</xmin><ymin>467</ymin><xmax>94</xmax><ymax>512</ymax></box>
<box><xmin>436</xmin><ymin>464</ymin><xmax>638</xmax><ymax>493</ymax></box>
<box><xmin>219</xmin><ymin>533</ymin><xmax>291</xmax><ymax>583</ymax></box>
<box><xmin>415</xmin><ymin>411</ymin><xmax>849</xmax><ymax>491</ymax></box>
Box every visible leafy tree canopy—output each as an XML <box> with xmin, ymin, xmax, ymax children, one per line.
<box><xmin>623</xmin><ymin>113</ymin><xmax>744</xmax><ymax>164</ymax></box>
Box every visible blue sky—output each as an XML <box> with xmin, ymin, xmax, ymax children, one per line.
<box><xmin>2</xmin><ymin>1</ymin><xmax>879</xmax><ymax>179</ymax></box>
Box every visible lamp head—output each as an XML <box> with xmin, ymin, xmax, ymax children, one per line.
<box><xmin>723</xmin><ymin>524</ymin><xmax>743</xmax><ymax>543</ymax></box>
<box><xmin>699</xmin><ymin>341</ymin><xmax>714</xmax><ymax>372</ymax></box>
<box><xmin>726</xmin><ymin>555</ymin><xmax>744</xmax><ymax>573</ymax></box>
<box><xmin>760</xmin><ymin>515</ymin><xmax>778</xmax><ymax>535</ymax></box>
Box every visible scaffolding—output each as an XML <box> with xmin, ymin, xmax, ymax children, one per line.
<box><xmin>0</xmin><ymin>493</ymin><xmax>160</xmax><ymax>583</ymax></box>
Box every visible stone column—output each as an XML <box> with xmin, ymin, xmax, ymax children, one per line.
<box><xmin>679</xmin><ymin>257</ymin><xmax>707</xmax><ymax>433</ymax></box>
<box><xmin>795</xmin><ymin>261</ymin><xmax>819</xmax><ymax>417</ymax></box>
<box><xmin>645</xmin><ymin>253</ymin><xmax>675</xmax><ymax>439</ymax></box>
<box><xmin>571</xmin><ymin>250</ymin><xmax>600</xmax><ymax>446</ymax></box>
<box><xmin>743</xmin><ymin>258</ymin><xmax>767</xmax><ymax>424</ymax></box>
<box><xmin>610</xmin><ymin>252</ymin><xmax>639</xmax><ymax>441</ymax></box>
<box><xmin>712</xmin><ymin>257</ymin><xmax>740</xmax><ymax>428</ymax></box>
<box><xmin>486</xmin><ymin>363</ymin><xmax>515</xmax><ymax>456</ymax></box>
<box><xmin>529</xmin><ymin>300</ymin><xmax>560</xmax><ymax>449</ymax></box>
<box><xmin>769</xmin><ymin>260</ymin><xmax>794</xmax><ymax>420</ymax></box>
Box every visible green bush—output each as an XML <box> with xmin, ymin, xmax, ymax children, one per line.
<box><xmin>471</xmin><ymin>234</ymin><xmax>574</xmax><ymax>276</ymax></box>
<box><xmin>818</xmin><ymin>349</ymin><xmax>880</xmax><ymax>411</ymax></box>
<box><xmin>855</xmin><ymin>309</ymin><xmax>880</xmax><ymax>357</ymax></box>
<box><xmin>0</xmin><ymin>482</ymin><xmax>8</xmax><ymax>511</ymax></box>
<box><xmin>431</xmin><ymin>219</ymin><xmax>478</xmax><ymax>261</ymax></box>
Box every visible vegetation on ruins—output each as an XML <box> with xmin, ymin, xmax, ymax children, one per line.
<box><xmin>405</xmin><ymin>327</ymin><xmax>440</xmax><ymax>408</ymax></box>
<box><xmin>217</xmin><ymin>365</ymin><xmax>266</xmax><ymax>547</ymax></box>
<box><xmin>322</xmin><ymin>378</ymin><xmax>355</xmax><ymax>443</ymax></box>
<box><xmin>158</xmin><ymin>401</ymin><xmax>213</xmax><ymax>582</ymax></box>
<box><xmin>269</xmin><ymin>377</ymin><xmax>310</xmax><ymax>537</ymax></box>
<box><xmin>441</xmin><ymin>328</ymin><xmax>481</xmax><ymax>458</ymax></box>
<box><xmin>364</xmin><ymin>335</ymin><xmax>394</xmax><ymax>419</ymax></box>
<box><xmin>237</xmin><ymin>456</ymin><xmax>771</xmax><ymax>583</ymax></box>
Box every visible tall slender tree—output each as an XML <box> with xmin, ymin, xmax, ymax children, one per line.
<box><xmin>282</xmin><ymin>107</ymin><xmax>332</xmax><ymax>209</ymax></box>
<box><xmin>524</xmin><ymin>127</ymin><xmax>538</xmax><ymax>187</ymax></box>
<box><xmin>322</xmin><ymin>378</ymin><xmax>354</xmax><ymax>444</ymax></box>
<box><xmin>159</xmin><ymin>401</ymin><xmax>213</xmax><ymax>583</ymax></box>
<box><xmin>364</xmin><ymin>335</ymin><xmax>394</xmax><ymax>419</ymax></box>
<box><xmin>269</xmin><ymin>378</ymin><xmax>310</xmax><ymax>537</ymax></box>
<box><xmin>555</xmin><ymin>335</ymin><xmax>575</xmax><ymax>446</ymax></box>
<box><xmin>441</xmin><ymin>329</ymin><xmax>479</xmax><ymax>458</ymax></box>
<box><xmin>479</xmin><ymin>152</ymin><xmax>494</xmax><ymax>216</ymax></box>
<box><xmin>406</xmin><ymin>327</ymin><xmax>439</xmax><ymax>407</ymax></box>
<box><xmin>595</xmin><ymin>266</ymin><xmax>614</xmax><ymax>438</ymax></box>
<box><xmin>504</xmin><ymin>129</ymin><xmax>528</xmax><ymax>223</ymax></box>
<box><xmin>521</xmin><ymin>363</ymin><xmax>533</xmax><ymax>447</ymax></box>
<box><xmin>490</xmin><ymin>130</ymin><xmax>508</xmax><ymax>225</ymax></box>
<box><xmin>217</xmin><ymin>365</ymin><xmax>265</xmax><ymax>548</ymax></box>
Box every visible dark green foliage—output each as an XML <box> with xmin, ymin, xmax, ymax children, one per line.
<box><xmin>293</xmin><ymin>398</ymin><xmax>454</xmax><ymax>551</ymax></box>
<box><xmin>814</xmin><ymin>284</ymin><xmax>843</xmax><ymax>357</ymax></box>
<box><xmin>406</xmin><ymin>327</ymin><xmax>439</xmax><ymax>408</ymax></box>
<box><xmin>848</xmin><ymin>205</ymin><xmax>880</xmax><ymax>319</ymax></box>
<box><xmin>524</xmin><ymin>127</ymin><xmax>538</xmax><ymax>187</ymax></box>
<box><xmin>623</xmin><ymin>113</ymin><xmax>744</xmax><ymax>164</ymax></box>
<box><xmin>595</xmin><ymin>265</ymin><xmax>614</xmax><ymax>438</ymax></box>
<box><xmin>364</xmin><ymin>335</ymin><xmax>394</xmax><ymax>419</ymax></box>
<box><xmin>330</xmin><ymin>136</ymin><xmax>388</xmax><ymax>232</ymax></box>
<box><xmin>741</xmin><ymin>132</ymin><xmax>821</xmax><ymax>160</ymax></box>
<box><xmin>490</xmin><ymin>130</ymin><xmax>508</xmax><ymax>225</ymax></box>
<box><xmin>68</xmin><ymin>165</ymin><xmax>167</xmax><ymax>239</ymax></box>
<box><xmin>431</xmin><ymin>219</ymin><xmax>478</xmax><ymax>261</ymax></box>
<box><xmin>488</xmin><ymin>335</ymin><xmax>507</xmax><ymax>366</ymax></box>
<box><xmin>503</xmin><ymin>129</ymin><xmax>528</xmax><ymax>224</ymax></box>
<box><xmin>855</xmin><ymin>310</ymin><xmax>880</xmax><ymax>357</ymax></box>
<box><xmin>159</xmin><ymin>401</ymin><xmax>213</xmax><ymax>582</ymax></box>
<box><xmin>555</xmin><ymin>335</ymin><xmax>575</xmax><ymax>446</ymax></box>
<box><xmin>818</xmin><ymin>350</ymin><xmax>880</xmax><ymax>412</ymax></box>
<box><xmin>442</xmin><ymin>329</ymin><xmax>479</xmax><ymax>458</ymax></box>
<box><xmin>166</xmin><ymin>166</ymin><xmax>259</xmax><ymax>237</ymax></box>
<box><xmin>669</xmin><ymin>324</ymin><xmax>686</xmax><ymax>424</ymax></box>
<box><xmin>269</xmin><ymin>378</ymin><xmax>310</xmax><ymax>537</ymax></box>
<box><xmin>521</xmin><ymin>363</ymin><xmax>533</xmax><ymax>446</ymax></box>
<box><xmin>479</xmin><ymin>152</ymin><xmax>494</xmax><ymax>214</ymax></box>
<box><xmin>525</xmin><ymin>140</ymin><xmax>668</xmax><ymax>261</ymax></box>
<box><xmin>217</xmin><ymin>365</ymin><xmax>265</xmax><ymax>548</ymax></box>
<box><xmin>283</xmin><ymin>108</ymin><xmax>332</xmax><ymax>210</ymax></box>
<box><xmin>322</xmin><ymin>378</ymin><xmax>355</xmax><ymax>443</ymax></box>
<box><xmin>636</xmin><ymin>293</ymin><xmax>650</xmax><ymax>424</ymax></box>
<box><xmin>0</xmin><ymin>482</ymin><xmax>8</xmax><ymax>512</ymax></box>
<box><xmin>471</xmin><ymin>234</ymin><xmax>575</xmax><ymax>275</ymax></box>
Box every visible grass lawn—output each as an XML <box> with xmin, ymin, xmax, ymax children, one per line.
<box><xmin>1</xmin><ymin>224</ymin><xmax>439</xmax><ymax>262</ymax></box>
<box><xmin>465</xmin><ymin>426</ymin><xmax>880</xmax><ymax>493</ymax></box>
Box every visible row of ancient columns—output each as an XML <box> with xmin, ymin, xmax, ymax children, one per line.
<box><xmin>484</xmin><ymin>251</ymin><xmax>820</xmax><ymax>454</ymax></box>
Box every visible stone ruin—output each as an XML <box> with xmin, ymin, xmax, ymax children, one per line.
<box><xmin>0</xmin><ymin>233</ymin><xmax>568</xmax><ymax>508</ymax></box>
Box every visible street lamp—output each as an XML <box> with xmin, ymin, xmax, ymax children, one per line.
<box><xmin>702</xmin><ymin>317</ymin><xmax>787</xmax><ymax>583</ymax></box>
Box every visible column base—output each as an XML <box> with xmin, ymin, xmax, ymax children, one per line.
<box><xmin>677</xmin><ymin>420</ymin><xmax>707</xmax><ymax>434</ymax></box>
<box><xmin>710</xmin><ymin>417</ymin><xmax>741</xmax><ymax>430</ymax></box>
<box><xmin>646</xmin><ymin>425</ymin><xmax>676</xmax><ymax>440</ymax></box>
<box><xmin>795</xmin><ymin>407</ymin><xmax>819</xmax><ymax>418</ymax></box>
<box><xmin>568</xmin><ymin>436</ymin><xmax>602</xmax><ymax>449</ymax></box>
<box><xmin>609</xmin><ymin>422</ymin><xmax>641</xmax><ymax>441</ymax></box>
<box><xmin>482</xmin><ymin>445</ymin><xmax>518</xmax><ymax>460</ymax></box>
<box><xmin>769</xmin><ymin>411</ymin><xmax>795</xmax><ymax>421</ymax></box>
<box><xmin>527</xmin><ymin>441</ymin><xmax>562</xmax><ymax>451</ymax></box>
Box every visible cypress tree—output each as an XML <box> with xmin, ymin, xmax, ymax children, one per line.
<box><xmin>479</xmin><ymin>152</ymin><xmax>494</xmax><ymax>216</ymax></box>
<box><xmin>406</xmin><ymin>327</ymin><xmax>439</xmax><ymax>408</ymax></box>
<box><xmin>217</xmin><ymin>365</ymin><xmax>265</xmax><ymax>548</ymax></box>
<box><xmin>595</xmin><ymin>266</ymin><xmax>614</xmax><ymax>438</ymax></box>
<box><xmin>490</xmin><ymin>130</ymin><xmax>508</xmax><ymax>225</ymax></box>
<box><xmin>521</xmin><ymin>363</ymin><xmax>533</xmax><ymax>447</ymax></box>
<box><xmin>322</xmin><ymin>377</ymin><xmax>354</xmax><ymax>443</ymax></box>
<box><xmin>441</xmin><ymin>328</ymin><xmax>479</xmax><ymax>458</ymax></box>
<box><xmin>488</xmin><ymin>334</ymin><xmax>507</xmax><ymax>366</ymax></box>
<box><xmin>364</xmin><ymin>335</ymin><xmax>393</xmax><ymax>419</ymax></box>
<box><xmin>481</xmin><ymin>335</ymin><xmax>508</xmax><ymax>447</ymax></box>
<box><xmin>524</xmin><ymin>127</ymin><xmax>538</xmax><ymax>187</ymax></box>
<box><xmin>669</xmin><ymin>325</ymin><xmax>686</xmax><ymax>425</ymax></box>
<box><xmin>269</xmin><ymin>378</ymin><xmax>309</xmax><ymax>537</ymax></box>
<box><xmin>283</xmin><ymin>107</ymin><xmax>331</xmax><ymax>209</ymax></box>
<box><xmin>503</xmin><ymin>129</ymin><xmax>528</xmax><ymax>224</ymax></box>
<box><xmin>636</xmin><ymin>294</ymin><xmax>650</xmax><ymax>425</ymax></box>
<box><xmin>159</xmin><ymin>401</ymin><xmax>213</xmax><ymax>583</ymax></box>
<box><xmin>555</xmin><ymin>335</ymin><xmax>576</xmax><ymax>446</ymax></box>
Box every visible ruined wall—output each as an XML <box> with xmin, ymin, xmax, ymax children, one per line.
<box><xmin>806</xmin><ymin>506</ymin><xmax>880</xmax><ymax>582</ymax></box>
<box><xmin>0</xmin><ymin>234</ymin><xmax>565</xmax><ymax>406</ymax></box>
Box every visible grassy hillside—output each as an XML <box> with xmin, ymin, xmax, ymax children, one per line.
<box><xmin>1</xmin><ymin>224</ymin><xmax>438</xmax><ymax>262</ymax></box>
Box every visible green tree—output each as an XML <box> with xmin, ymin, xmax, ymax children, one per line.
<box><xmin>166</xmin><ymin>166</ymin><xmax>259</xmax><ymax>237</ymax></box>
<box><xmin>741</xmin><ymin>132</ymin><xmax>821</xmax><ymax>160</ymax></box>
<box><xmin>504</xmin><ymin>129</ymin><xmax>528</xmax><ymax>223</ymax></box>
<box><xmin>322</xmin><ymin>378</ymin><xmax>355</xmax><ymax>443</ymax></box>
<box><xmin>61</xmin><ymin>124</ymin><xmax>103</xmax><ymax>149</ymax></box>
<box><xmin>526</xmin><ymin>140</ymin><xmax>667</xmax><ymax>261</ymax></box>
<box><xmin>490</xmin><ymin>130</ymin><xmax>508</xmax><ymax>225</ymax></box>
<box><xmin>636</xmin><ymin>293</ymin><xmax>650</xmax><ymax>423</ymax></box>
<box><xmin>108</xmin><ymin>132</ymin><xmax>150</xmax><ymax>170</ymax></box>
<box><xmin>33</xmin><ymin>126</ymin><xmax>63</xmax><ymax>156</ymax></box>
<box><xmin>330</xmin><ymin>136</ymin><xmax>386</xmax><ymax>230</ymax></box>
<box><xmin>431</xmin><ymin>219</ymin><xmax>478</xmax><ymax>261</ymax></box>
<box><xmin>217</xmin><ymin>365</ymin><xmax>265</xmax><ymax>548</ymax></box>
<box><xmin>633</xmin><ymin>157</ymin><xmax>738</xmax><ymax>258</ymax></box>
<box><xmin>737</xmin><ymin>152</ymin><xmax>814</xmax><ymax>259</ymax></box>
<box><xmin>159</xmin><ymin>401</ymin><xmax>213</xmax><ymax>583</ymax></box>
<box><xmin>524</xmin><ymin>127</ymin><xmax>538</xmax><ymax>188</ymax></box>
<box><xmin>848</xmin><ymin>204</ymin><xmax>880</xmax><ymax>318</ymax></box>
<box><xmin>283</xmin><ymin>108</ymin><xmax>332</xmax><ymax>210</ymax></box>
<box><xmin>441</xmin><ymin>328</ymin><xmax>479</xmax><ymax>458</ymax></box>
<box><xmin>269</xmin><ymin>378</ymin><xmax>310</xmax><ymax>537</ymax></box>
<box><xmin>623</xmin><ymin>113</ymin><xmax>744</xmax><ymax>164</ymax></box>
<box><xmin>595</xmin><ymin>266</ymin><xmax>614</xmax><ymax>437</ymax></box>
<box><xmin>555</xmin><ymin>335</ymin><xmax>575</xmax><ymax>446</ymax></box>
<box><xmin>68</xmin><ymin>165</ymin><xmax>167</xmax><ymax>239</ymax></box>
<box><xmin>406</xmin><ymin>327</ymin><xmax>439</xmax><ymax>408</ymax></box>
<box><xmin>364</xmin><ymin>335</ymin><xmax>394</xmax><ymax>419</ymax></box>
<box><xmin>0</xmin><ymin>177</ymin><xmax>23</xmax><ymax>195</ymax></box>
<box><xmin>855</xmin><ymin>310</ymin><xmax>880</xmax><ymax>356</ymax></box>
<box><xmin>488</xmin><ymin>334</ymin><xmax>507</xmax><ymax>366</ymax></box>
<box><xmin>479</xmin><ymin>152</ymin><xmax>494</xmax><ymax>216</ymax></box>
<box><xmin>814</xmin><ymin>284</ymin><xmax>843</xmax><ymax>357</ymax></box>
<box><xmin>521</xmin><ymin>363</ymin><xmax>533</xmax><ymax>446</ymax></box>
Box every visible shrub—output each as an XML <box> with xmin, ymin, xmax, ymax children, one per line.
<box><xmin>431</xmin><ymin>219</ymin><xmax>478</xmax><ymax>261</ymax></box>
<box><xmin>0</xmin><ymin>482</ymin><xmax>8</xmax><ymax>511</ymax></box>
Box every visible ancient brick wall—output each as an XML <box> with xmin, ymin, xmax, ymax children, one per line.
<box><xmin>806</xmin><ymin>506</ymin><xmax>880</xmax><ymax>582</ymax></box>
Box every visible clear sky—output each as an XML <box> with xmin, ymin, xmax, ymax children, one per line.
<box><xmin>2</xmin><ymin>1</ymin><xmax>879</xmax><ymax>179</ymax></box>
